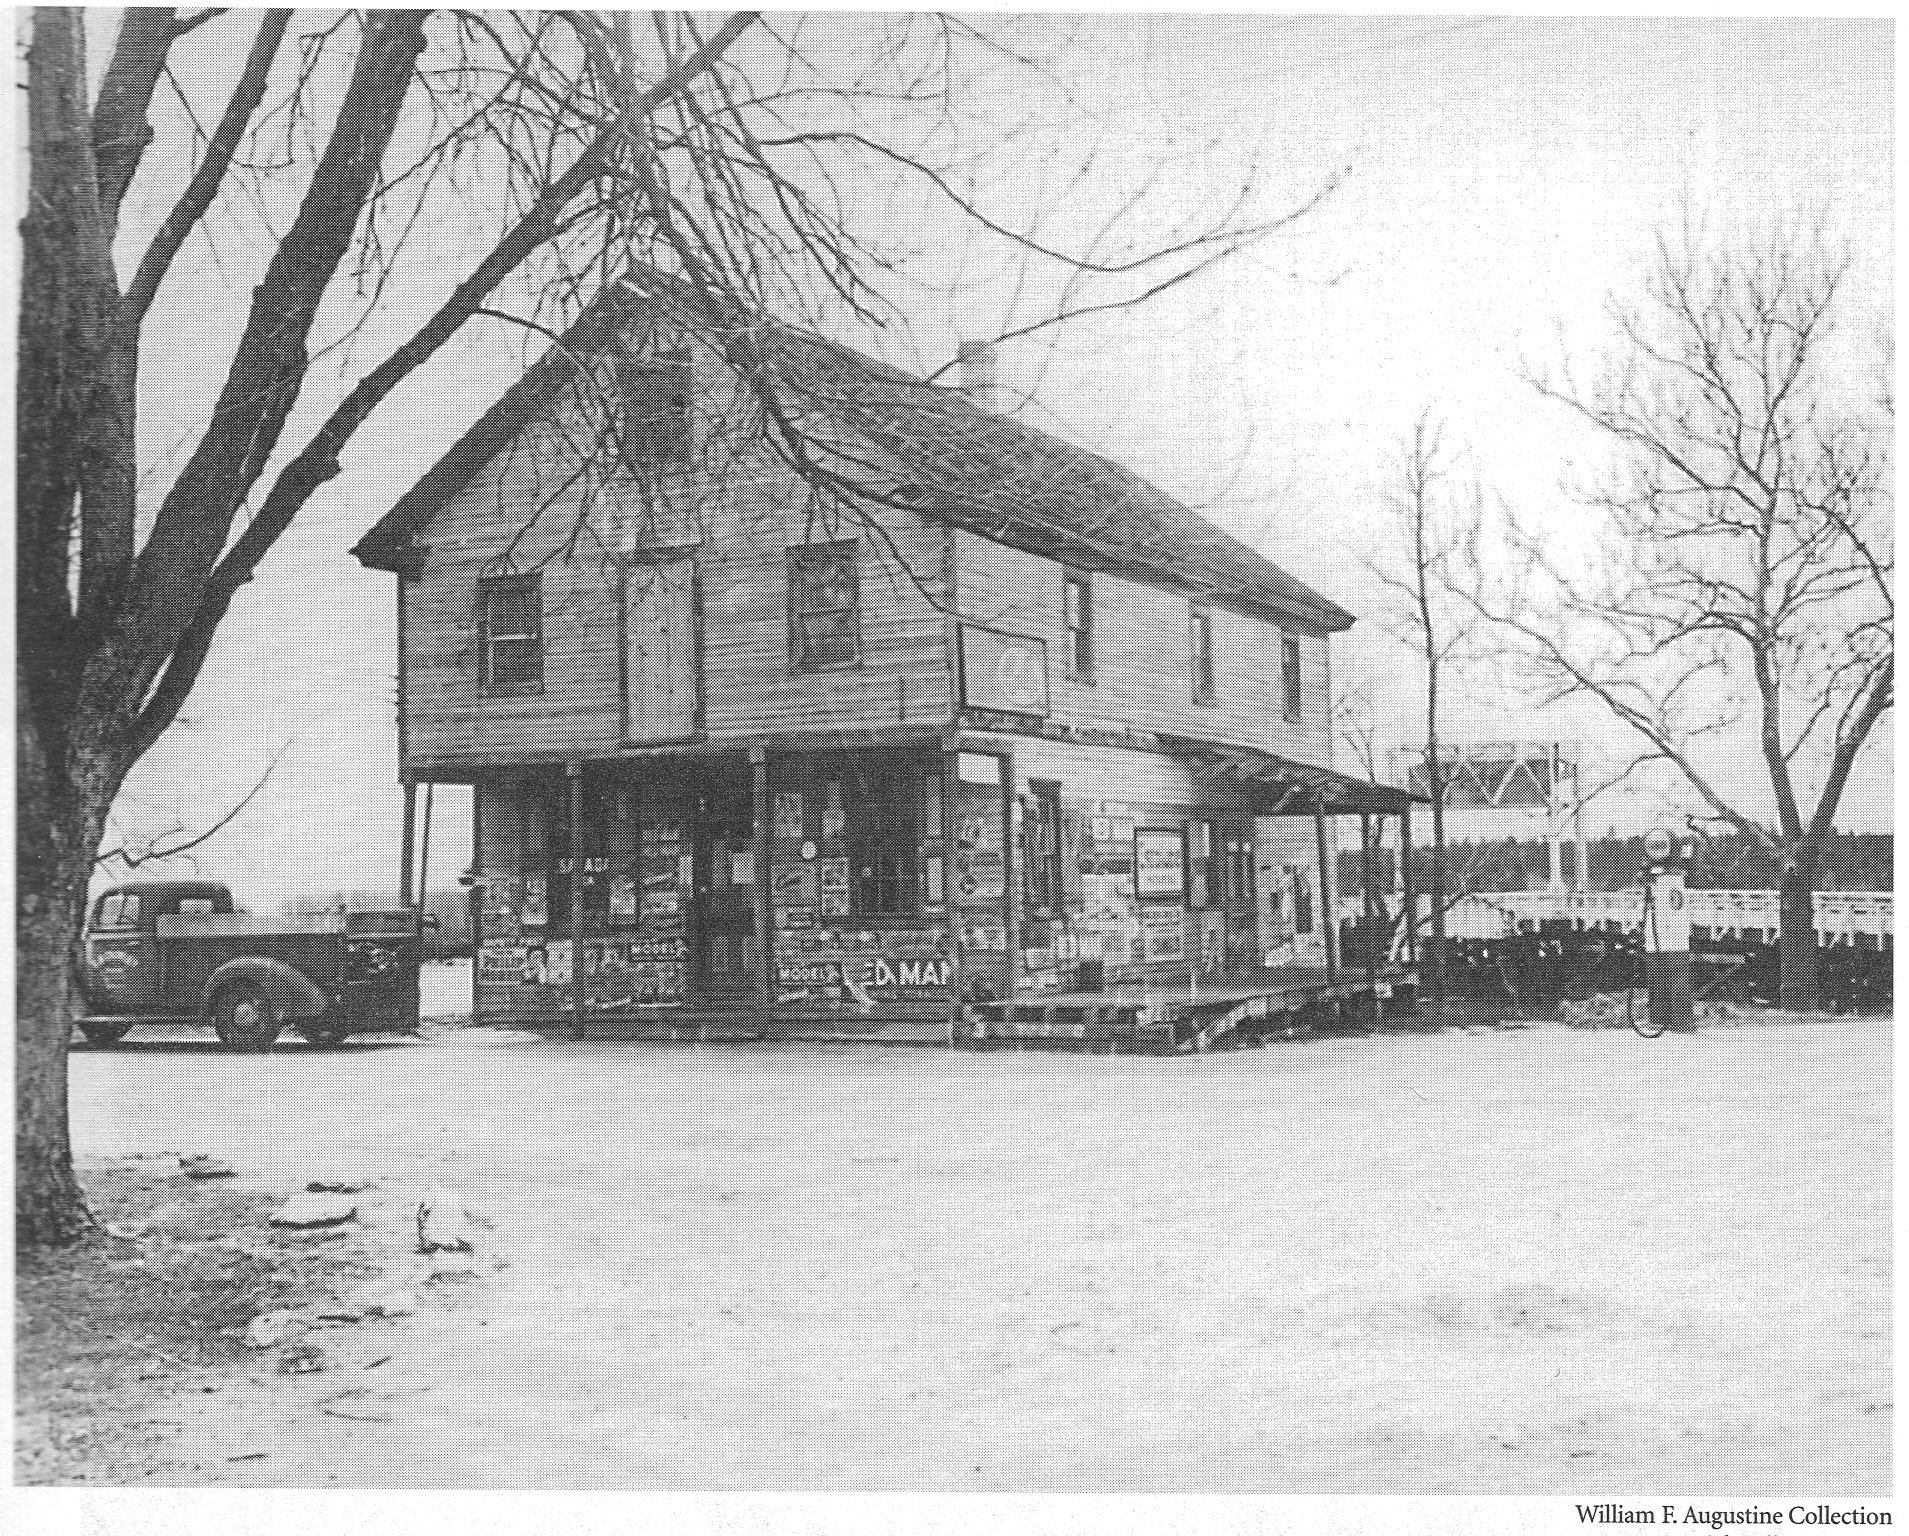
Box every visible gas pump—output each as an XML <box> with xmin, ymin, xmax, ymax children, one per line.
<box><xmin>1636</xmin><ymin>826</ymin><xmax>1694</xmax><ymax>1035</ymax></box>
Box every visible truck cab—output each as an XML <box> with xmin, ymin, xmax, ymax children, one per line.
<box><xmin>77</xmin><ymin>880</ymin><xmax>422</xmax><ymax>1051</ymax></box>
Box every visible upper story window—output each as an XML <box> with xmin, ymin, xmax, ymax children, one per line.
<box><xmin>788</xmin><ymin>541</ymin><xmax>860</xmax><ymax>672</ymax></box>
<box><xmin>1282</xmin><ymin>634</ymin><xmax>1303</xmax><ymax>723</ymax></box>
<box><xmin>617</xmin><ymin>348</ymin><xmax>692</xmax><ymax>469</ymax></box>
<box><xmin>478</xmin><ymin>573</ymin><xmax>543</xmax><ymax>695</ymax></box>
<box><xmin>1189</xmin><ymin>601</ymin><xmax>1215</xmax><ymax>705</ymax></box>
<box><xmin>1062</xmin><ymin>570</ymin><xmax>1094</xmax><ymax>682</ymax></box>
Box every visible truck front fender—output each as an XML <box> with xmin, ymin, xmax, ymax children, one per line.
<box><xmin>202</xmin><ymin>957</ymin><xmax>330</xmax><ymax>1021</ymax></box>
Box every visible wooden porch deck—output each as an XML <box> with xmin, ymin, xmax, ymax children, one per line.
<box><xmin>963</xmin><ymin>965</ymin><xmax>1418</xmax><ymax>1053</ymax></box>
<box><xmin>495</xmin><ymin>966</ymin><xmax>1418</xmax><ymax>1054</ymax></box>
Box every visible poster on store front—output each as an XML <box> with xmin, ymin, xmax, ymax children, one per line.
<box><xmin>1140</xmin><ymin>905</ymin><xmax>1185</xmax><ymax>962</ymax></box>
<box><xmin>1134</xmin><ymin>829</ymin><xmax>1186</xmax><ymax>899</ymax></box>
<box><xmin>520</xmin><ymin>873</ymin><xmax>548</xmax><ymax>927</ymax></box>
<box><xmin>608</xmin><ymin>875</ymin><xmax>638</xmax><ymax>924</ymax></box>
<box><xmin>774</xmin><ymin>792</ymin><xmax>806</xmax><ymax>841</ymax></box>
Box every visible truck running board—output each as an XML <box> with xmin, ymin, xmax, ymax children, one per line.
<box><xmin>77</xmin><ymin>1014</ymin><xmax>197</xmax><ymax>1027</ymax></box>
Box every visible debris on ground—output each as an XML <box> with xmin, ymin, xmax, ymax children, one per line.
<box><xmin>277</xmin><ymin>1343</ymin><xmax>327</xmax><ymax>1376</ymax></box>
<box><xmin>179</xmin><ymin>1156</ymin><xmax>236</xmax><ymax>1181</ymax></box>
<box><xmin>306</xmin><ymin>1177</ymin><xmax>371</xmax><ymax>1194</ymax></box>
<box><xmin>243</xmin><ymin>1310</ymin><xmax>310</xmax><ymax>1350</ymax></box>
<box><xmin>1558</xmin><ymin>993</ymin><xmax>1757</xmax><ymax>1029</ymax></box>
<box><xmin>360</xmin><ymin>1288</ymin><xmax>417</xmax><ymax>1318</ymax></box>
<box><xmin>269</xmin><ymin>1193</ymin><xmax>357</xmax><ymax>1229</ymax></box>
<box><xmin>414</xmin><ymin>1189</ymin><xmax>477</xmax><ymax>1254</ymax></box>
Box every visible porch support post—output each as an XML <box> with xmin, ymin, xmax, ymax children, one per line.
<box><xmin>1400</xmin><ymin>806</ymin><xmax>1418</xmax><ymax>966</ymax></box>
<box><xmin>751</xmin><ymin>746</ymin><xmax>772</xmax><ymax>1015</ymax></box>
<box><xmin>1314</xmin><ymin>799</ymin><xmax>1339</xmax><ymax>986</ymax></box>
<box><xmin>1002</xmin><ymin>747</ymin><xmax>1019</xmax><ymax>1001</ymax></box>
<box><xmin>1360</xmin><ymin>812</ymin><xmax>1379</xmax><ymax>1020</ymax></box>
<box><xmin>399</xmin><ymin>778</ymin><xmax>418</xmax><ymax>910</ymax></box>
<box><xmin>568</xmin><ymin>761</ymin><xmax>584</xmax><ymax>1041</ymax></box>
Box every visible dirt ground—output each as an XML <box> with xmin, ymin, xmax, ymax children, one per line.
<box><xmin>17</xmin><ymin>1011</ymin><xmax>1890</xmax><ymax>1492</ymax></box>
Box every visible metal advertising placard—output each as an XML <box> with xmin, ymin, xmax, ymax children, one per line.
<box><xmin>958</xmin><ymin>624</ymin><xmax>1050</xmax><ymax>716</ymax></box>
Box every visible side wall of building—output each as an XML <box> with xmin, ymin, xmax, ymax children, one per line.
<box><xmin>952</xmin><ymin>531</ymin><xmax>1334</xmax><ymax>764</ymax></box>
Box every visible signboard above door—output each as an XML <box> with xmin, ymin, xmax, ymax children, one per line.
<box><xmin>958</xmin><ymin>624</ymin><xmax>1050</xmax><ymax>717</ymax></box>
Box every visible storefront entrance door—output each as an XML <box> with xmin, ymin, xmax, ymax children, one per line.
<box><xmin>694</xmin><ymin>790</ymin><xmax>759</xmax><ymax>1004</ymax></box>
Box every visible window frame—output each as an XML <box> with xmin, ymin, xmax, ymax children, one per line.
<box><xmin>616</xmin><ymin>346</ymin><xmax>693</xmax><ymax>471</ymax></box>
<box><xmin>1189</xmin><ymin>600</ymin><xmax>1216</xmax><ymax>705</ymax></box>
<box><xmin>1282</xmin><ymin>633</ymin><xmax>1304</xmax><ymax>723</ymax></box>
<box><xmin>1022</xmin><ymin>779</ymin><xmax>1065</xmax><ymax>915</ymax></box>
<box><xmin>477</xmin><ymin>573</ymin><xmax>544</xmax><ymax>697</ymax></box>
<box><xmin>787</xmin><ymin>540</ymin><xmax>862</xmax><ymax>673</ymax></box>
<box><xmin>1062</xmin><ymin>569</ymin><xmax>1095</xmax><ymax>683</ymax></box>
<box><xmin>844</xmin><ymin>760</ymin><xmax>922</xmax><ymax>917</ymax></box>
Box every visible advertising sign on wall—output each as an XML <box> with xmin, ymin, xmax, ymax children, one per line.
<box><xmin>1134</xmin><ymin>828</ymin><xmax>1187</xmax><ymax>900</ymax></box>
<box><xmin>958</xmin><ymin>624</ymin><xmax>1050</xmax><ymax>717</ymax></box>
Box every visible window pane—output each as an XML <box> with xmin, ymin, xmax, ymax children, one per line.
<box><xmin>488</xmin><ymin>587</ymin><xmax>534</xmax><ymax>637</ymax></box>
<box><xmin>800</xmin><ymin>610</ymin><xmax>856</xmax><ymax>668</ymax></box>
<box><xmin>797</xmin><ymin>556</ymin><xmax>856</xmax><ymax>610</ymax></box>
<box><xmin>491</xmin><ymin>637</ymin><xmax>539</xmax><ymax>689</ymax></box>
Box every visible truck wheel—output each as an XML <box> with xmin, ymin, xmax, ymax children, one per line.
<box><xmin>213</xmin><ymin>985</ymin><xmax>282</xmax><ymax>1053</ymax></box>
<box><xmin>298</xmin><ymin>1022</ymin><xmax>349</xmax><ymax>1049</ymax></box>
<box><xmin>78</xmin><ymin>1019</ymin><xmax>131</xmax><ymax>1048</ymax></box>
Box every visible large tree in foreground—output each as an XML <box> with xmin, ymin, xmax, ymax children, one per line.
<box><xmin>18</xmin><ymin>7</ymin><xmax>1329</xmax><ymax>1243</ymax></box>
<box><xmin>1479</xmin><ymin>221</ymin><xmax>1892</xmax><ymax>1010</ymax></box>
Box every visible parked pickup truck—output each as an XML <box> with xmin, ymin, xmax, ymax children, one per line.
<box><xmin>76</xmin><ymin>880</ymin><xmax>426</xmax><ymax>1051</ymax></box>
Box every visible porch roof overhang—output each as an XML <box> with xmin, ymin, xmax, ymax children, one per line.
<box><xmin>1154</xmin><ymin>734</ymin><xmax>1425</xmax><ymax>818</ymax></box>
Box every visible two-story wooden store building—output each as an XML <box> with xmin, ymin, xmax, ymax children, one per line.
<box><xmin>353</xmin><ymin>281</ymin><xmax>1417</xmax><ymax>1049</ymax></box>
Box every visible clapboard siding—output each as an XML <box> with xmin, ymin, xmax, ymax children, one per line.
<box><xmin>403</xmin><ymin>417</ymin><xmax>951</xmax><ymax>767</ymax></box>
<box><xmin>954</xmin><ymin>532</ymin><xmax>1335</xmax><ymax>765</ymax></box>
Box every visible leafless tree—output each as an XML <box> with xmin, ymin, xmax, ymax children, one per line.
<box><xmin>1477</xmin><ymin>218</ymin><xmax>1892</xmax><ymax>1010</ymax></box>
<box><xmin>1361</xmin><ymin>410</ymin><xmax>1485</xmax><ymax>1003</ymax></box>
<box><xmin>17</xmin><ymin>9</ymin><xmax>1334</xmax><ymax>1243</ymax></box>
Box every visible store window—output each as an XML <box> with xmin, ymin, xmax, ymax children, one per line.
<box><xmin>1188</xmin><ymin>820</ymin><xmax>1217</xmax><ymax>908</ymax></box>
<box><xmin>788</xmin><ymin>541</ymin><xmax>860</xmax><ymax>671</ymax></box>
<box><xmin>478</xmin><ymin>574</ymin><xmax>542</xmax><ymax>695</ymax></box>
<box><xmin>846</xmin><ymin>760</ymin><xmax>919</xmax><ymax>915</ymax></box>
<box><xmin>1022</xmin><ymin>781</ymin><xmax>1064</xmax><ymax>913</ymax></box>
<box><xmin>1224</xmin><ymin>833</ymin><xmax>1255</xmax><ymax>908</ymax></box>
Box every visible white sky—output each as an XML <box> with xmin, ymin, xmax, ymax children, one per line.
<box><xmin>95</xmin><ymin>12</ymin><xmax>1893</xmax><ymax>908</ymax></box>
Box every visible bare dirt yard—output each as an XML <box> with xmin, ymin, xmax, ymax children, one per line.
<box><xmin>17</xmin><ymin>1012</ymin><xmax>1890</xmax><ymax>1493</ymax></box>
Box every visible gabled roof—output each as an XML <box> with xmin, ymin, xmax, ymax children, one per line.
<box><xmin>352</xmin><ymin>285</ymin><xmax>1354</xmax><ymax>634</ymax></box>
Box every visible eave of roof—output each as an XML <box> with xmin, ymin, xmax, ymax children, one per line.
<box><xmin>1155</xmin><ymin>732</ymin><xmax>1425</xmax><ymax>817</ymax></box>
<box><xmin>352</xmin><ymin>287</ymin><xmax>1354</xmax><ymax>634</ymax></box>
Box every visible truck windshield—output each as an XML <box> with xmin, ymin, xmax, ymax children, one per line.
<box><xmin>96</xmin><ymin>893</ymin><xmax>141</xmax><ymax>930</ymax></box>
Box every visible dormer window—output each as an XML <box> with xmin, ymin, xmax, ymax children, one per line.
<box><xmin>617</xmin><ymin>348</ymin><xmax>691</xmax><ymax>469</ymax></box>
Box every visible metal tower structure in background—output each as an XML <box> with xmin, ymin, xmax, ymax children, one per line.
<box><xmin>1394</xmin><ymin>741</ymin><xmax>1588</xmax><ymax>892</ymax></box>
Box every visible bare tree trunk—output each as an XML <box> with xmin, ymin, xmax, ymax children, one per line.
<box><xmin>1777</xmin><ymin>851</ymin><xmax>1821</xmax><ymax>1012</ymax></box>
<box><xmin>1425</xmin><ymin>749</ymin><xmax>1448</xmax><ymax>1007</ymax></box>
<box><xmin>15</xmin><ymin>703</ymin><xmax>106</xmax><ymax>1246</ymax></box>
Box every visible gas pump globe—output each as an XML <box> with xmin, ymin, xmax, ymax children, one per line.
<box><xmin>1640</xmin><ymin>826</ymin><xmax>1694</xmax><ymax>1033</ymax></box>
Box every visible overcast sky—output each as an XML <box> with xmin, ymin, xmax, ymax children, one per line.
<box><xmin>98</xmin><ymin>12</ymin><xmax>1892</xmax><ymax>908</ymax></box>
